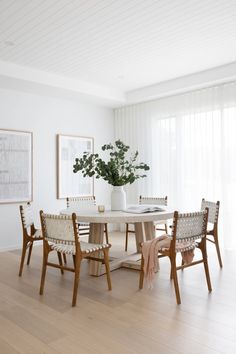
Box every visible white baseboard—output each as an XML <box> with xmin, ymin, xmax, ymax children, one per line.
<box><xmin>0</xmin><ymin>244</ymin><xmax>22</xmax><ymax>252</ymax></box>
<box><xmin>0</xmin><ymin>239</ymin><xmax>44</xmax><ymax>253</ymax></box>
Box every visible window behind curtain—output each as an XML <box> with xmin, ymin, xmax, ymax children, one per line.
<box><xmin>114</xmin><ymin>82</ymin><xmax>236</xmax><ymax>249</ymax></box>
<box><xmin>151</xmin><ymin>109</ymin><xmax>236</xmax><ymax>249</ymax></box>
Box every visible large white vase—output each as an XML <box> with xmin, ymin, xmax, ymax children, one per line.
<box><xmin>111</xmin><ymin>186</ymin><xmax>126</xmax><ymax>211</ymax></box>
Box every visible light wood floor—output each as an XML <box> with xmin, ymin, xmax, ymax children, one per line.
<box><xmin>0</xmin><ymin>232</ymin><xmax>235</xmax><ymax>354</ymax></box>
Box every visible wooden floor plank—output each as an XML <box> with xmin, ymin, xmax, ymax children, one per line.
<box><xmin>0</xmin><ymin>338</ymin><xmax>19</xmax><ymax>354</ymax></box>
<box><xmin>0</xmin><ymin>231</ymin><xmax>234</xmax><ymax>354</ymax></box>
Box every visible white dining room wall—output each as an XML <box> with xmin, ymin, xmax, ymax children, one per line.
<box><xmin>0</xmin><ymin>87</ymin><xmax>114</xmax><ymax>251</ymax></box>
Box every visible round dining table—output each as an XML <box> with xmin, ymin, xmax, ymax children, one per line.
<box><xmin>61</xmin><ymin>207</ymin><xmax>174</xmax><ymax>276</ymax></box>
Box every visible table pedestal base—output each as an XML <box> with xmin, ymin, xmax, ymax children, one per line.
<box><xmin>90</xmin><ymin>253</ymin><xmax>141</xmax><ymax>276</ymax></box>
<box><xmin>88</xmin><ymin>221</ymin><xmax>155</xmax><ymax>276</ymax></box>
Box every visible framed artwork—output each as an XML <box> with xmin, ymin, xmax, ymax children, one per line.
<box><xmin>57</xmin><ymin>134</ymin><xmax>94</xmax><ymax>199</ymax></box>
<box><xmin>0</xmin><ymin>129</ymin><xmax>33</xmax><ymax>204</ymax></box>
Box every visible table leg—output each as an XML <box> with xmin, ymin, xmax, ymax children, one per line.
<box><xmin>88</xmin><ymin>221</ymin><xmax>155</xmax><ymax>275</ymax></box>
<box><xmin>144</xmin><ymin>221</ymin><xmax>155</xmax><ymax>241</ymax></box>
<box><xmin>134</xmin><ymin>222</ymin><xmax>144</xmax><ymax>253</ymax></box>
<box><xmin>134</xmin><ymin>221</ymin><xmax>155</xmax><ymax>252</ymax></box>
<box><xmin>88</xmin><ymin>223</ymin><xmax>104</xmax><ymax>276</ymax></box>
<box><xmin>120</xmin><ymin>221</ymin><xmax>155</xmax><ymax>271</ymax></box>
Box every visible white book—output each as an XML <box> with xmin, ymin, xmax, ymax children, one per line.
<box><xmin>123</xmin><ymin>204</ymin><xmax>165</xmax><ymax>214</ymax></box>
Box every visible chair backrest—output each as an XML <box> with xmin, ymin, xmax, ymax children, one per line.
<box><xmin>20</xmin><ymin>202</ymin><xmax>34</xmax><ymax>230</ymax></box>
<box><xmin>40</xmin><ymin>211</ymin><xmax>80</xmax><ymax>248</ymax></box>
<box><xmin>139</xmin><ymin>195</ymin><xmax>168</xmax><ymax>206</ymax></box>
<box><xmin>66</xmin><ymin>196</ymin><xmax>96</xmax><ymax>209</ymax></box>
<box><xmin>201</xmin><ymin>199</ymin><xmax>220</xmax><ymax>224</ymax></box>
<box><xmin>172</xmin><ymin>209</ymin><xmax>208</xmax><ymax>243</ymax></box>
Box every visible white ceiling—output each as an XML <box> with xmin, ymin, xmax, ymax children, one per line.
<box><xmin>0</xmin><ymin>0</ymin><xmax>236</xmax><ymax>104</ymax></box>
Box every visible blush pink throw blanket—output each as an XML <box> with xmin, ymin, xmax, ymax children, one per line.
<box><xmin>142</xmin><ymin>235</ymin><xmax>170</xmax><ymax>289</ymax></box>
<box><xmin>141</xmin><ymin>235</ymin><xmax>195</xmax><ymax>289</ymax></box>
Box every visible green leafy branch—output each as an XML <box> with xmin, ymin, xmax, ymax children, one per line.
<box><xmin>73</xmin><ymin>140</ymin><xmax>150</xmax><ymax>186</ymax></box>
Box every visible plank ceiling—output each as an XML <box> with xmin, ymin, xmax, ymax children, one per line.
<box><xmin>0</xmin><ymin>0</ymin><xmax>236</xmax><ymax>91</ymax></box>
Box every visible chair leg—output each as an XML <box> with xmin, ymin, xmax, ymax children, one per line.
<box><xmin>18</xmin><ymin>240</ymin><xmax>28</xmax><ymax>276</ymax></box>
<box><xmin>125</xmin><ymin>223</ymin><xmax>129</xmax><ymax>251</ymax></box>
<box><xmin>27</xmin><ymin>242</ymin><xmax>33</xmax><ymax>265</ymax></box>
<box><xmin>57</xmin><ymin>252</ymin><xmax>64</xmax><ymax>275</ymax></box>
<box><xmin>171</xmin><ymin>257</ymin><xmax>181</xmax><ymax>304</ymax></box>
<box><xmin>213</xmin><ymin>231</ymin><xmax>223</xmax><ymax>268</ymax></box>
<box><xmin>72</xmin><ymin>255</ymin><xmax>76</xmax><ymax>269</ymax></box>
<box><xmin>103</xmin><ymin>249</ymin><xmax>112</xmax><ymax>290</ymax></box>
<box><xmin>165</xmin><ymin>223</ymin><xmax>168</xmax><ymax>234</ymax></box>
<box><xmin>104</xmin><ymin>224</ymin><xmax>109</xmax><ymax>244</ymax></box>
<box><xmin>139</xmin><ymin>254</ymin><xmax>145</xmax><ymax>289</ymax></box>
<box><xmin>169</xmin><ymin>256</ymin><xmax>173</xmax><ymax>279</ymax></box>
<box><xmin>72</xmin><ymin>256</ymin><xmax>81</xmax><ymax>307</ymax></box>
<box><xmin>63</xmin><ymin>253</ymin><xmax>67</xmax><ymax>265</ymax></box>
<box><xmin>200</xmin><ymin>240</ymin><xmax>212</xmax><ymax>292</ymax></box>
<box><xmin>203</xmin><ymin>258</ymin><xmax>212</xmax><ymax>292</ymax></box>
<box><xmin>39</xmin><ymin>248</ymin><xmax>49</xmax><ymax>295</ymax></box>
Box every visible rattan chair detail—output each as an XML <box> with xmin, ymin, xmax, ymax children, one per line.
<box><xmin>201</xmin><ymin>199</ymin><xmax>222</xmax><ymax>267</ymax></box>
<box><xmin>18</xmin><ymin>203</ymin><xmax>43</xmax><ymax>276</ymax></box>
<box><xmin>139</xmin><ymin>208</ymin><xmax>212</xmax><ymax>304</ymax></box>
<box><xmin>66</xmin><ymin>196</ymin><xmax>109</xmax><ymax>244</ymax></box>
<box><xmin>66</xmin><ymin>196</ymin><xmax>96</xmax><ymax>209</ymax></box>
<box><xmin>39</xmin><ymin>211</ymin><xmax>112</xmax><ymax>307</ymax></box>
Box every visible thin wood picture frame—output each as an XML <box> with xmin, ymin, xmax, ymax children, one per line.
<box><xmin>57</xmin><ymin>134</ymin><xmax>94</xmax><ymax>199</ymax></box>
<box><xmin>0</xmin><ymin>128</ymin><xmax>33</xmax><ymax>204</ymax></box>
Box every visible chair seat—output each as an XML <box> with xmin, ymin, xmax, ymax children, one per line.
<box><xmin>50</xmin><ymin>241</ymin><xmax>110</xmax><ymax>255</ymax></box>
<box><xmin>160</xmin><ymin>240</ymin><xmax>196</xmax><ymax>253</ymax></box>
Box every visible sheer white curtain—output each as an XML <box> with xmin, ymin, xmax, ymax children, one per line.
<box><xmin>114</xmin><ymin>81</ymin><xmax>236</xmax><ymax>249</ymax></box>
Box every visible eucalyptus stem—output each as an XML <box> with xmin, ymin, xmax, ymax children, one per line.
<box><xmin>73</xmin><ymin>140</ymin><xmax>150</xmax><ymax>186</ymax></box>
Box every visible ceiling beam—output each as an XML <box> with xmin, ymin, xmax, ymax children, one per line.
<box><xmin>125</xmin><ymin>62</ymin><xmax>236</xmax><ymax>105</ymax></box>
<box><xmin>0</xmin><ymin>60</ymin><xmax>125</xmax><ymax>107</ymax></box>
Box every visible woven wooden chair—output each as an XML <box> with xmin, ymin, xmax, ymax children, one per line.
<box><xmin>18</xmin><ymin>203</ymin><xmax>43</xmax><ymax>276</ymax></box>
<box><xmin>139</xmin><ymin>208</ymin><xmax>212</xmax><ymax>304</ymax></box>
<box><xmin>125</xmin><ymin>196</ymin><xmax>168</xmax><ymax>251</ymax></box>
<box><xmin>201</xmin><ymin>199</ymin><xmax>222</xmax><ymax>267</ymax></box>
<box><xmin>66</xmin><ymin>196</ymin><xmax>109</xmax><ymax>244</ymax></box>
<box><xmin>39</xmin><ymin>211</ymin><xmax>112</xmax><ymax>307</ymax></box>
